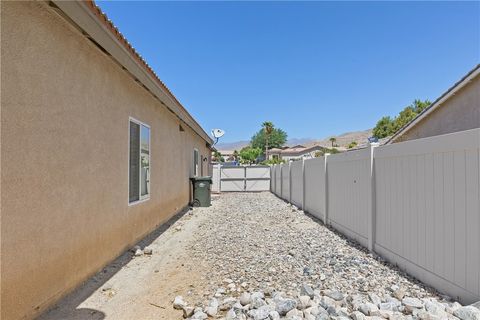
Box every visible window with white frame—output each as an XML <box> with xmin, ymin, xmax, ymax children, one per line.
<box><xmin>129</xmin><ymin>118</ymin><xmax>150</xmax><ymax>204</ymax></box>
<box><xmin>193</xmin><ymin>148</ymin><xmax>199</xmax><ymax>177</ymax></box>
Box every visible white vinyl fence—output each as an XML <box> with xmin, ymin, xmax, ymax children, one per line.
<box><xmin>304</xmin><ymin>157</ymin><xmax>327</xmax><ymax>222</ymax></box>
<box><xmin>281</xmin><ymin>163</ymin><xmax>290</xmax><ymax>201</ymax></box>
<box><xmin>290</xmin><ymin>160</ymin><xmax>304</xmax><ymax>208</ymax></box>
<box><xmin>271</xmin><ymin>128</ymin><xmax>480</xmax><ymax>304</ymax></box>
<box><xmin>327</xmin><ymin>147</ymin><xmax>373</xmax><ymax>248</ymax></box>
<box><xmin>212</xmin><ymin>165</ymin><xmax>271</xmax><ymax>192</ymax></box>
<box><xmin>274</xmin><ymin>165</ymin><xmax>281</xmax><ymax>196</ymax></box>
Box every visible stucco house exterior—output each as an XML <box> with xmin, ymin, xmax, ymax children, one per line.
<box><xmin>1</xmin><ymin>1</ymin><xmax>212</xmax><ymax>319</ymax></box>
<box><xmin>268</xmin><ymin>145</ymin><xmax>326</xmax><ymax>161</ymax></box>
<box><xmin>388</xmin><ymin>65</ymin><xmax>480</xmax><ymax>144</ymax></box>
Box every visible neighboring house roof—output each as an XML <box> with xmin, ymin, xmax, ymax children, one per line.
<box><xmin>217</xmin><ymin>150</ymin><xmax>235</xmax><ymax>156</ymax></box>
<box><xmin>269</xmin><ymin>148</ymin><xmax>283</xmax><ymax>153</ymax></box>
<box><xmin>290</xmin><ymin>145</ymin><xmax>306</xmax><ymax>149</ymax></box>
<box><xmin>386</xmin><ymin>64</ymin><xmax>480</xmax><ymax>144</ymax></box>
<box><xmin>51</xmin><ymin>1</ymin><xmax>213</xmax><ymax>145</ymax></box>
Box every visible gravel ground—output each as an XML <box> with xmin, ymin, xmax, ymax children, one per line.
<box><xmin>176</xmin><ymin>192</ymin><xmax>478</xmax><ymax>320</ymax></box>
<box><xmin>39</xmin><ymin>192</ymin><xmax>478</xmax><ymax>320</ymax></box>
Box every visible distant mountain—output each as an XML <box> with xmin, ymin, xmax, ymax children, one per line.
<box><xmin>308</xmin><ymin>129</ymin><xmax>373</xmax><ymax>148</ymax></box>
<box><xmin>215</xmin><ymin>129</ymin><xmax>373</xmax><ymax>152</ymax></box>
<box><xmin>286</xmin><ymin>138</ymin><xmax>316</xmax><ymax>147</ymax></box>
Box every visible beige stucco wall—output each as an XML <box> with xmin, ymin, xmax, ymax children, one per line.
<box><xmin>394</xmin><ymin>75</ymin><xmax>480</xmax><ymax>143</ymax></box>
<box><xmin>1</xmin><ymin>2</ymin><xmax>210</xmax><ymax>319</ymax></box>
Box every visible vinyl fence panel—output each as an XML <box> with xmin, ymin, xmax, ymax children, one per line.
<box><xmin>275</xmin><ymin>165</ymin><xmax>282</xmax><ymax>196</ymax></box>
<box><xmin>211</xmin><ymin>164</ymin><xmax>221</xmax><ymax>193</ymax></box>
<box><xmin>246</xmin><ymin>166</ymin><xmax>270</xmax><ymax>179</ymax></box>
<box><xmin>374</xmin><ymin>128</ymin><xmax>480</xmax><ymax>303</ymax></box>
<box><xmin>245</xmin><ymin>166</ymin><xmax>270</xmax><ymax>191</ymax></box>
<box><xmin>327</xmin><ymin>148</ymin><xmax>371</xmax><ymax>247</ymax></box>
<box><xmin>270</xmin><ymin>165</ymin><xmax>276</xmax><ymax>192</ymax></box>
<box><xmin>220</xmin><ymin>167</ymin><xmax>245</xmax><ymax>191</ymax></box>
<box><xmin>304</xmin><ymin>157</ymin><xmax>326</xmax><ymax>222</ymax></box>
<box><xmin>290</xmin><ymin>161</ymin><xmax>304</xmax><ymax>208</ymax></box>
<box><xmin>217</xmin><ymin>166</ymin><xmax>271</xmax><ymax>192</ymax></box>
<box><xmin>281</xmin><ymin>163</ymin><xmax>290</xmax><ymax>201</ymax></box>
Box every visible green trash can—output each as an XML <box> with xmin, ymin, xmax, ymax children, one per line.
<box><xmin>190</xmin><ymin>176</ymin><xmax>212</xmax><ymax>207</ymax></box>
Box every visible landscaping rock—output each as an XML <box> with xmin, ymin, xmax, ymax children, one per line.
<box><xmin>191</xmin><ymin>310</ymin><xmax>208</xmax><ymax>319</ymax></box>
<box><xmin>275</xmin><ymin>298</ymin><xmax>297</xmax><ymax>316</ymax></box>
<box><xmin>402</xmin><ymin>297</ymin><xmax>424</xmax><ymax>309</ymax></box>
<box><xmin>182</xmin><ymin>306</ymin><xmax>194</xmax><ymax>318</ymax></box>
<box><xmin>205</xmin><ymin>298</ymin><xmax>218</xmax><ymax>316</ymax></box>
<box><xmin>220</xmin><ymin>297</ymin><xmax>237</xmax><ymax>311</ymax></box>
<box><xmin>173</xmin><ymin>296</ymin><xmax>186</xmax><ymax>310</ymax></box>
<box><xmin>358</xmin><ymin>302</ymin><xmax>379</xmax><ymax>316</ymax></box>
<box><xmin>471</xmin><ymin>301</ymin><xmax>480</xmax><ymax>310</ymax></box>
<box><xmin>454</xmin><ymin>306</ymin><xmax>480</xmax><ymax>320</ymax></box>
<box><xmin>325</xmin><ymin>290</ymin><xmax>345</xmax><ymax>301</ymax></box>
<box><xmin>300</xmin><ymin>284</ymin><xmax>315</xmax><ymax>299</ymax></box>
<box><xmin>169</xmin><ymin>193</ymin><xmax>465</xmax><ymax>319</ymax></box>
<box><xmin>298</xmin><ymin>295</ymin><xmax>311</xmax><ymax>310</ymax></box>
<box><xmin>239</xmin><ymin>292</ymin><xmax>251</xmax><ymax>306</ymax></box>
<box><xmin>351</xmin><ymin>310</ymin><xmax>366</xmax><ymax>320</ymax></box>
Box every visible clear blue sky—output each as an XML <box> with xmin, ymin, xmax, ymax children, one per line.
<box><xmin>98</xmin><ymin>1</ymin><xmax>479</xmax><ymax>143</ymax></box>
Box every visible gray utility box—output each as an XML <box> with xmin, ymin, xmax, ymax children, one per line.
<box><xmin>190</xmin><ymin>176</ymin><xmax>212</xmax><ymax>207</ymax></box>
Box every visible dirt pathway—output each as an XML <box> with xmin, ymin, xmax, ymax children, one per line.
<box><xmin>39</xmin><ymin>197</ymin><xmax>218</xmax><ymax>320</ymax></box>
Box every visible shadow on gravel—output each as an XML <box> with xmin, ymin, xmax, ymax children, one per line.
<box><xmin>38</xmin><ymin>206</ymin><xmax>192</xmax><ymax>320</ymax></box>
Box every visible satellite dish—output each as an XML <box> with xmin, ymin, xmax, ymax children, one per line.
<box><xmin>212</xmin><ymin>129</ymin><xmax>225</xmax><ymax>139</ymax></box>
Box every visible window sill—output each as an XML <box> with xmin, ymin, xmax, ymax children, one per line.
<box><xmin>128</xmin><ymin>197</ymin><xmax>150</xmax><ymax>206</ymax></box>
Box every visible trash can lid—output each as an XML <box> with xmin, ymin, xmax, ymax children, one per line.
<box><xmin>190</xmin><ymin>176</ymin><xmax>212</xmax><ymax>182</ymax></box>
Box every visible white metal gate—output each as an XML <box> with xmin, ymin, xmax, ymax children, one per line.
<box><xmin>212</xmin><ymin>165</ymin><xmax>271</xmax><ymax>192</ymax></box>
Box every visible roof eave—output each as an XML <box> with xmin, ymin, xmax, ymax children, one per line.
<box><xmin>52</xmin><ymin>0</ymin><xmax>213</xmax><ymax>145</ymax></box>
<box><xmin>387</xmin><ymin>64</ymin><xmax>480</xmax><ymax>144</ymax></box>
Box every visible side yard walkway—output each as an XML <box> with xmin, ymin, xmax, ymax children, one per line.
<box><xmin>40</xmin><ymin>193</ymin><xmax>478</xmax><ymax>320</ymax></box>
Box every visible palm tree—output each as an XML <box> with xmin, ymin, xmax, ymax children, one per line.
<box><xmin>329</xmin><ymin>137</ymin><xmax>336</xmax><ymax>147</ymax></box>
<box><xmin>262</xmin><ymin>121</ymin><xmax>274</xmax><ymax>160</ymax></box>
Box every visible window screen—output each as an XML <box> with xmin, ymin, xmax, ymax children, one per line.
<box><xmin>129</xmin><ymin>121</ymin><xmax>140</xmax><ymax>203</ymax></box>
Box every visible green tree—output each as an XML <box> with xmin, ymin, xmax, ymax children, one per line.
<box><xmin>392</xmin><ymin>106</ymin><xmax>417</xmax><ymax>132</ymax></box>
<box><xmin>239</xmin><ymin>146</ymin><xmax>262</xmax><ymax>164</ymax></box>
<box><xmin>232</xmin><ymin>150</ymin><xmax>239</xmax><ymax>161</ymax></box>
<box><xmin>329</xmin><ymin>137</ymin><xmax>336</xmax><ymax>147</ymax></box>
<box><xmin>314</xmin><ymin>147</ymin><xmax>339</xmax><ymax>157</ymax></box>
<box><xmin>373</xmin><ymin>99</ymin><xmax>431</xmax><ymax>138</ymax></box>
<box><xmin>347</xmin><ymin>141</ymin><xmax>358</xmax><ymax>149</ymax></box>
<box><xmin>262</xmin><ymin>121</ymin><xmax>274</xmax><ymax>160</ymax></box>
<box><xmin>373</xmin><ymin>116</ymin><xmax>394</xmax><ymax>138</ymax></box>
<box><xmin>250</xmin><ymin>124</ymin><xmax>287</xmax><ymax>152</ymax></box>
<box><xmin>262</xmin><ymin>158</ymin><xmax>285</xmax><ymax>165</ymax></box>
<box><xmin>412</xmin><ymin>99</ymin><xmax>431</xmax><ymax>113</ymax></box>
<box><xmin>212</xmin><ymin>150</ymin><xmax>224</xmax><ymax>162</ymax></box>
